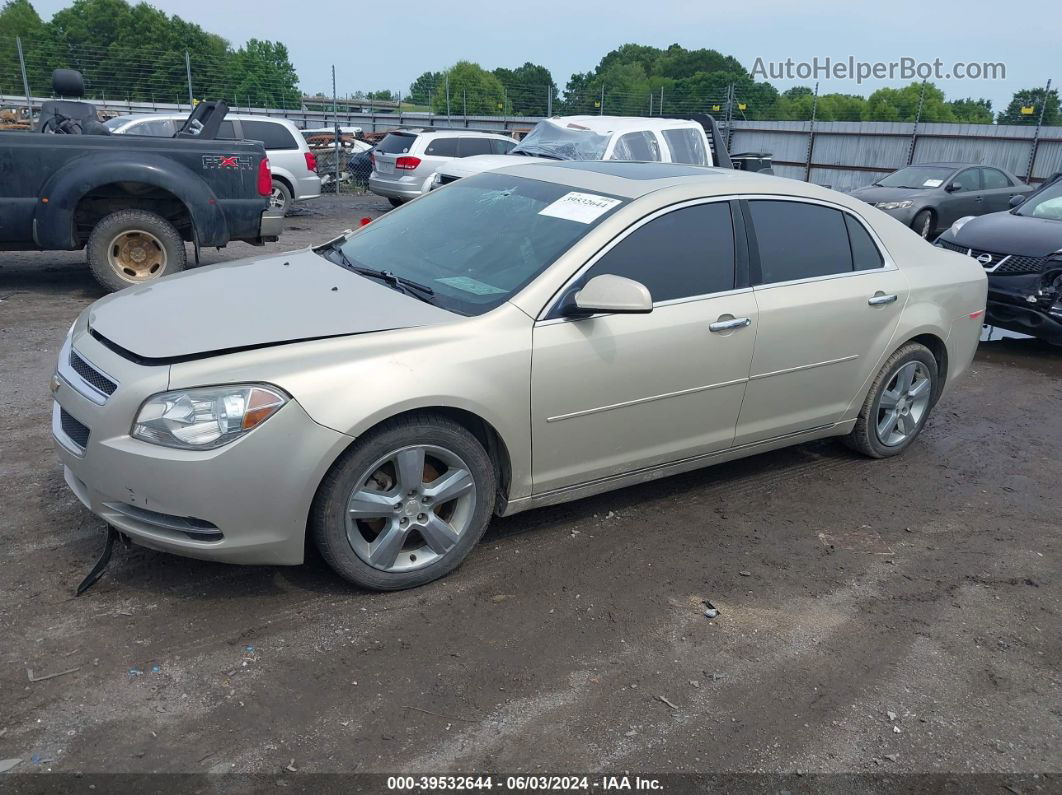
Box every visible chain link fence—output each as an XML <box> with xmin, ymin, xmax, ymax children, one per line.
<box><xmin>2</xmin><ymin>35</ymin><xmax>1060</xmax><ymax>192</ymax></box>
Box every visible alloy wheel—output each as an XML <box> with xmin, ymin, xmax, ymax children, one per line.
<box><xmin>344</xmin><ymin>444</ymin><xmax>477</xmax><ymax>572</ymax></box>
<box><xmin>876</xmin><ymin>361</ymin><xmax>932</xmax><ymax>446</ymax></box>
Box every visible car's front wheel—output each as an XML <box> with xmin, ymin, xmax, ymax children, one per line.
<box><xmin>912</xmin><ymin>209</ymin><xmax>934</xmax><ymax>239</ymax></box>
<box><xmin>311</xmin><ymin>413</ymin><xmax>496</xmax><ymax>590</ymax></box>
<box><xmin>845</xmin><ymin>342</ymin><xmax>938</xmax><ymax>458</ymax></box>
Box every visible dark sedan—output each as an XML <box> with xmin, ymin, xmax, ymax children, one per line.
<box><xmin>850</xmin><ymin>163</ymin><xmax>1032</xmax><ymax>239</ymax></box>
<box><xmin>935</xmin><ymin>174</ymin><xmax>1062</xmax><ymax>344</ymax></box>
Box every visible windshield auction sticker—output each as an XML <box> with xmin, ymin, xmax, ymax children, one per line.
<box><xmin>539</xmin><ymin>192</ymin><xmax>622</xmax><ymax>224</ymax></box>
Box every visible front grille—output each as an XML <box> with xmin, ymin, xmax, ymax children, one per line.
<box><xmin>104</xmin><ymin>502</ymin><xmax>223</xmax><ymax>542</ymax></box>
<box><xmin>59</xmin><ymin>408</ymin><xmax>90</xmax><ymax>449</ymax></box>
<box><xmin>69</xmin><ymin>350</ymin><xmax>117</xmax><ymax>395</ymax></box>
<box><xmin>937</xmin><ymin>239</ymin><xmax>1049</xmax><ymax>275</ymax></box>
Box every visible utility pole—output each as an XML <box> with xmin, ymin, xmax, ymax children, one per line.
<box><xmin>1025</xmin><ymin>78</ymin><xmax>1052</xmax><ymax>181</ymax></box>
<box><xmin>805</xmin><ymin>81</ymin><xmax>820</xmax><ymax>182</ymax></box>
<box><xmin>332</xmin><ymin>65</ymin><xmax>339</xmax><ymax>195</ymax></box>
<box><xmin>546</xmin><ymin>83</ymin><xmax>552</xmax><ymax>116</ymax></box>
<box><xmin>445</xmin><ymin>73</ymin><xmax>451</xmax><ymax>121</ymax></box>
<box><xmin>659</xmin><ymin>86</ymin><xmax>664</xmax><ymax>116</ymax></box>
<box><xmin>599</xmin><ymin>84</ymin><xmax>604</xmax><ymax>115</ymax></box>
<box><xmin>16</xmin><ymin>36</ymin><xmax>32</xmax><ymax>114</ymax></box>
<box><xmin>184</xmin><ymin>51</ymin><xmax>193</xmax><ymax>105</ymax></box>
<box><xmin>907</xmin><ymin>79</ymin><xmax>927</xmax><ymax>166</ymax></box>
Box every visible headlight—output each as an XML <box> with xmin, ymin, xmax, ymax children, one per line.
<box><xmin>876</xmin><ymin>200</ymin><xmax>914</xmax><ymax>210</ymax></box>
<box><xmin>132</xmin><ymin>384</ymin><xmax>287</xmax><ymax>450</ymax></box>
<box><xmin>949</xmin><ymin>216</ymin><xmax>975</xmax><ymax>236</ymax></box>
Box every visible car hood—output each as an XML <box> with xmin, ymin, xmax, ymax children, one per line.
<box><xmin>87</xmin><ymin>249</ymin><xmax>459</xmax><ymax>361</ymax></box>
<box><xmin>951</xmin><ymin>211</ymin><xmax>1062</xmax><ymax>257</ymax></box>
<box><xmin>848</xmin><ymin>185</ymin><xmax>929</xmax><ymax>204</ymax></box>
<box><xmin>436</xmin><ymin>153</ymin><xmax>550</xmax><ymax>179</ymax></box>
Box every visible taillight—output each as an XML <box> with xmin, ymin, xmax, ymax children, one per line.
<box><xmin>257</xmin><ymin>157</ymin><xmax>272</xmax><ymax>196</ymax></box>
<box><xmin>304</xmin><ymin>151</ymin><xmax>317</xmax><ymax>172</ymax></box>
<box><xmin>395</xmin><ymin>156</ymin><xmax>421</xmax><ymax>170</ymax></box>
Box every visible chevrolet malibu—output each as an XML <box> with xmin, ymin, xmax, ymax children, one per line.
<box><xmin>52</xmin><ymin>162</ymin><xmax>987</xmax><ymax>591</ymax></box>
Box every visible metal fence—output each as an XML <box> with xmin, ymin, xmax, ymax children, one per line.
<box><xmin>3</xmin><ymin>34</ymin><xmax>1060</xmax><ymax>192</ymax></box>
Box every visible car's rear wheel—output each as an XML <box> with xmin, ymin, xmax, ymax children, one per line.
<box><xmin>270</xmin><ymin>179</ymin><xmax>293</xmax><ymax>215</ymax></box>
<box><xmin>311</xmin><ymin>413</ymin><xmax>496</xmax><ymax>590</ymax></box>
<box><xmin>845</xmin><ymin>342</ymin><xmax>938</xmax><ymax>458</ymax></box>
<box><xmin>387</xmin><ymin>197</ymin><xmax>404</xmax><ymax>208</ymax></box>
<box><xmin>86</xmin><ymin>209</ymin><xmax>186</xmax><ymax>292</ymax></box>
<box><xmin>912</xmin><ymin>209</ymin><xmax>934</xmax><ymax>239</ymax></box>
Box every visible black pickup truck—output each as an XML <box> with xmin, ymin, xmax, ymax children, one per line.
<box><xmin>0</xmin><ymin>70</ymin><xmax>281</xmax><ymax>291</ymax></box>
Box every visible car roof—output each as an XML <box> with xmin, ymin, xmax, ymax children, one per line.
<box><xmin>112</xmin><ymin>112</ymin><xmax>297</xmax><ymax>128</ymax></box>
<box><xmin>546</xmin><ymin>115</ymin><xmax>703</xmax><ymax>134</ymax></box>
<box><xmin>389</xmin><ymin>128</ymin><xmax>511</xmax><ymax>139</ymax></box>
<box><xmin>490</xmin><ymin>160</ymin><xmax>835</xmax><ymax>200</ymax></box>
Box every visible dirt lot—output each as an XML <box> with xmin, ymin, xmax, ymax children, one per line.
<box><xmin>0</xmin><ymin>194</ymin><xmax>1060</xmax><ymax>783</ymax></box>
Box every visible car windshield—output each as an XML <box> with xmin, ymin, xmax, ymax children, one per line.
<box><xmin>1016</xmin><ymin>180</ymin><xmax>1062</xmax><ymax>220</ymax></box>
<box><xmin>325</xmin><ymin>172</ymin><xmax>625</xmax><ymax>316</ymax></box>
<box><xmin>876</xmin><ymin>166</ymin><xmax>955</xmax><ymax>189</ymax></box>
<box><xmin>511</xmin><ymin>120</ymin><xmax>610</xmax><ymax>161</ymax></box>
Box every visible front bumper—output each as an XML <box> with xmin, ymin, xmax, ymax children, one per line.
<box><xmin>985</xmin><ymin>272</ymin><xmax>1062</xmax><ymax>344</ymax></box>
<box><xmin>985</xmin><ymin>299</ymin><xmax>1062</xmax><ymax>344</ymax></box>
<box><xmin>52</xmin><ymin>331</ymin><xmax>352</xmax><ymax>565</ymax></box>
<box><xmin>875</xmin><ymin>204</ymin><xmax>919</xmax><ymax>227</ymax></box>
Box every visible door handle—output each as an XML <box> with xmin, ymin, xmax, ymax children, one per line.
<box><xmin>868</xmin><ymin>293</ymin><xmax>898</xmax><ymax>306</ymax></box>
<box><xmin>709</xmin><ymin>317</ymin><xmax>752</xmax><ymax>332</ymax></box>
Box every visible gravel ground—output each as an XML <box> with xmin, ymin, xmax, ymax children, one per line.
<box><xmin>0</xmin><ymin>194</ymin><xmax>1059</xmax><ymax>783</ymax></box>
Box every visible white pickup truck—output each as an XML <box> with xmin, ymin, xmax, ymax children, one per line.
<box><xmin>430</xmin><ymin>115</ymin><xmax>729</xmax><ymax>188</ymax></box>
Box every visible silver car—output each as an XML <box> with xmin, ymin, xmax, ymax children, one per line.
<box><xmin>368</xmin><ymin>128</ymin><xmax>517</xmax><ymax>206</ymax></box>
<box><xmin>52</xmin><ymin>162</ymin><xmax>987</xmax><ymax>591</ymax></box>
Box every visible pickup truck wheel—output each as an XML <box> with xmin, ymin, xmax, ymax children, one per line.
<box><xmin>387</xmin><ymin>197</ymin><xmax>404</xmax><ymax>208</ymax></box>
<box><xmin>311</xmin><ymin>412</ymin><xmax>496</xmax><ymax>591</ymax></box>
<box><xmin>86</xmin><ymin>210</ymin><xmax>186</xmax><ymax>292</ymax></box>
<box><xmin>269</xmin><ymin>180</ymin><xmax>292</xmax><ymax>214</ymax></box>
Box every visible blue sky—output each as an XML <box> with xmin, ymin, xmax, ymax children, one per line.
<box><xmin>29</xmin><ymin>0</ymin><xmax>1058</xmax><ymax>112</ymax></box>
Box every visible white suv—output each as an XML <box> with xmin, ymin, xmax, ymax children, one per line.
<box><xmin>431</xmin><ymin>116</ymin><xmax>713</xmax><ymax>188</ymax></box>
<box><xmin>368</xmin><ymin>129</ymin><xmax>517</xmax><ymax>205</ymax></box>
<box><xmin>106</xmin><ymin>113</ymin><xmax>321</xmax><ymax>213</ymax></box>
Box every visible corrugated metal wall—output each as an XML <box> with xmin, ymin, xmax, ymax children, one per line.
<box><xmin>729</xmin><ymin>120</ymin><xmax>1062</xmax><ymax>190</ymax></box>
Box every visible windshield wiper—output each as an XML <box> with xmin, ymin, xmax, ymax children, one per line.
<box><xmin>321</xmin><ymin>243</ymin><xmax>435</xmax><ymax>302</ymax></box>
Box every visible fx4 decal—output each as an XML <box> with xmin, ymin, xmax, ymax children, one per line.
<box><xmin>202</xmin><ymin>154</ymin><xmax>254</xmax><ymax>170</ymax></box>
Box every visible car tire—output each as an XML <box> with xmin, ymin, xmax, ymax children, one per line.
<box><xmin>86</xmin><ymin>209</ymin><xmax>186</xmax><ymax>292</ymax></box>
<box><xmin>310</xmin><ymin>412</ymin><xmax>496</xmax><ymax>591</ymax></box>
<box><xmin>270</xmin><ymin>179</ymin><xmax>293</xmax><ymax>215</ymax></box>
<box><xmin>387</xmin><ymin>197</ymin><xmax>404</xmax><ymax>208</ymax></box>
<box><xmin>912</xmin><ymin>209</ymin><xmax>934</xmax><ymax>239</ymax></box>
<box><xmin>844</xmin><ymin>342</ymin><xmax>938</xmax><ymax>458</ymax></box>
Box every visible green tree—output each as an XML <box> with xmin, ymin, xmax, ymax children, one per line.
<box><xmin>431</xmin><ymin>61</ymin><xmax>504</xmax><ymax>116</ymax></box>
<box><xmin>407</xmin><ymin>70</ymin><xmax>440</xmax><ymax>106</ymax></box>
<box><xmin>0</xmin><ymin>0</ymin><xmax>51</xmax><ymax>95</ymax></box>
<box><xmin>492</xmin><ymin>61</ymin><xmax>555</xmax><ymax>116</ymax></box>
<box><xmin>997</xmin><ymin>87</ymin><xmax>1060</xmax><ymax>125</ymax></box>
<box><xmin>948</xmin><ymin>97</ymin><xmax>993</xmax><ymax>123</ymax></box>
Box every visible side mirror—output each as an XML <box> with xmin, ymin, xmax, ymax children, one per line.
<box><xmin>565</xmin><ymin>274</ymin><xmax>653</xmax><ymax>316</ymax></box>
<box><xmin>1009</xmin><ymin>194</ymin><xmax>1026</xmax><ymax>208</ymax></box>
<box><xmin>945</xmin><ymin>182</ymin><xmax>962</xmax><ymax>192</ymax></box>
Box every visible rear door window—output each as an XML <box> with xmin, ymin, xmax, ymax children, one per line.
<box><xmin>844</xmin><ymin>214</ymin><xmax>884</xmax><ymax>270</ymax></box>
<box><xmin>458</xmin><ymin>137</ymin><xmax>492</xmax><ymax>157</ymax></box>
<box><xmin>611</xmin><ymin>131</ymin><xmax>661</xmax><ymax>162</ymax></box>
<box><xmin>423</xmin><ymin>137</ymin><xmax>459</xmax><ymax>157</ymax></box>
<box><xmin>377</xmin><ymin>132</ymin><xmax>418</xmax><ymax>154</ymax></box>
<box><xmin>662</xmin><ymin>128</ymin><xmax>708</xmax><ymax>165</ymax></box>
<box><xmin>491</xmin><ymin>138</ymin><xmax>517</xmax><ymax>154</ymax></box>
<box><xmin>582</xmin><ymin>202</ymin><xmax>735</xmax><ymax>301</ymax></box>
<box><xmin>749</xmin><ymin>200</ymin><xmax>853</xmax><ymax>284</ymax></box>
<box><xmin>241</xmin><ymin>120</ymin><xmax>299</xmax><ymax>150</ymax></box>
<box><xmin>980</xmin><ymin>168</ymin><xmax>1012</xmax><ymax>189</ymax></box>
<box><xmin>953</xmin><ymin>169</ymin><xmax>981</xmax><ymax>191</ymax></box>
